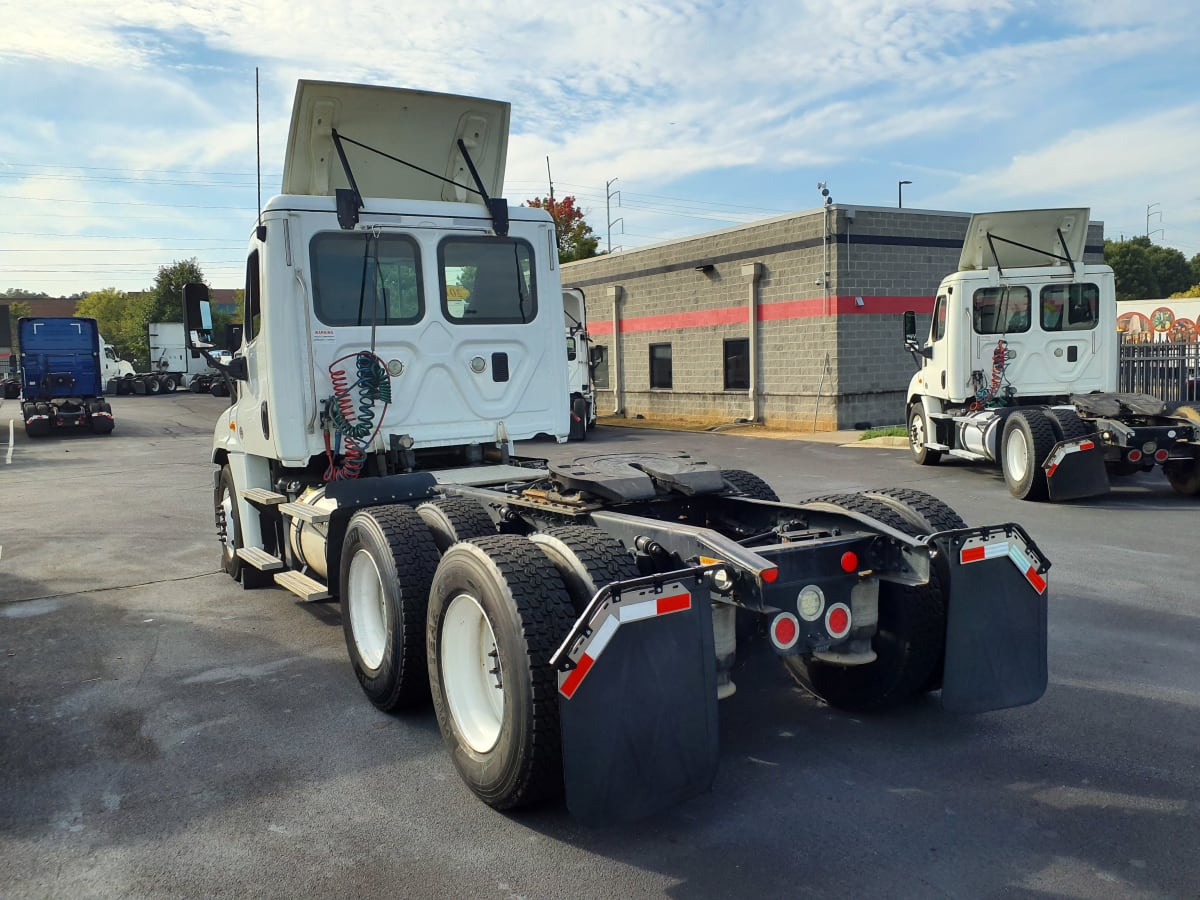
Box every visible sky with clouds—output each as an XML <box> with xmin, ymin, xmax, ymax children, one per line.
<box><xmin>1</xmin><ymin>0</ymin><xmax>1197</xmax><ymax>296</ymax></box>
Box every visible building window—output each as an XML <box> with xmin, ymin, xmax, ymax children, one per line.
<box><xmin>649</xmin><ymin>343</ymin><xmax>672</xmax><ymax>389</ymax></box>
<box><xmin>723</xmin><ymin>338</ymin><xmax>749</xmax><ymax>390</ymax></box>
<box><xmin>591</xmin><ymin>345</ymin><xmax>609</xmax><ymax>388</ymax></box>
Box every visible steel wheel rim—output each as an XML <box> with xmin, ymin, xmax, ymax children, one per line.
<box><xmin>441</xmin><ymin>592</ymin><xmax>504</xmax><ymax>754</ymax></box>
<box><xmin>220</xmin><ymin>489</ymin><xmax>237</xmax><ymax>561</ymax></box>
<box><xmin>347</xmin><ymin>549</ymin><xmax>388</xmax><ymax>671</ymax></box>
<box><xmin>1006</xmin><ymin>429</ymin><xmax>1029</xmax><ymax>482</ymax></box>
<box><xmin>910</xmin><ymin>411</ymin><xmax>925</xmax><ymax>452</ymax></box>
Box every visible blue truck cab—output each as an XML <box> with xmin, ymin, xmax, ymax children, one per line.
<box><xmin>18</xmin><ymin>316</ymin><xmax>114</xmax><ymax>437</ymax></box>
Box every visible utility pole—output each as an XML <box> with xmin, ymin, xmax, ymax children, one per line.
<box><xmin>606</xmin><ymin>178</ymin><xmax>623</xmax><ymax>253</ymax></box>
<box><xmin>546</xmin><ymin>157</ymin><xmax>554</xmax><ymax>203</ymax></box>
<box><xmin>1146</xmin><ymin>202</ymin><xmax>1163</xmax><ymax>241</ymax></box>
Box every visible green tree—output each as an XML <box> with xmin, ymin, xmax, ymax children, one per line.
<box><xmin>1104</xmin><ymin>236</ymin><xmax>1194</xmax><ymax>299</ymax></box>
<box><xmin>147</xmin><ymin>259</ymin><xmax>207</xmax><ymax>324</ymax></box>
<box><xmin>8</xmin><ymin>301</ymin><xmax>32</xmax><ymax>357</ymax></box>
<box><xmin>74</xmin><ymin>287</ymin><xmax>154</xmax><ymax>362</ymax></box>
<box><xmin>526</xmin><ymin>196</ymin><xmax>600</xmax><ymax>263</ymax></box>
<box><xmin>2</xmin><ymin>289</ymin><xmax>49</xmax><ymax>300</ymax></box>
<box><xmin>1170</xmin><ymin>283</ymin><xmax>1200</xmax><ymax>298</ymax></box>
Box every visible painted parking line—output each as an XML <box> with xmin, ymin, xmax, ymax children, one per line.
<box><xmin>6</xmin><ymin>418</ymin><xmax>13</xmax><ymax>464</ymax></box>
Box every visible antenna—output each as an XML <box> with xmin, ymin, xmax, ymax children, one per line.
<box><xmin>255</xmin><ymin>67</ymin><xmax>262</xmax><ymax>230</ymax></box>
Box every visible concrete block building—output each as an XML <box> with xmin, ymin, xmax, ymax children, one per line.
<box><xmin>562</xmin><ymin>205</ymin><xmax>1104</xmax><ymax>430</ymax></box>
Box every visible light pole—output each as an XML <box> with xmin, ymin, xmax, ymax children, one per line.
<box><xmin>898</xmin><ymin>180</ymin><xmax>912</xmax><ymax>208</ymax></box>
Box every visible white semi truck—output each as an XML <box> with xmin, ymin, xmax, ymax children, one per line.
<box><xmin>904</xmin><ymin>208</ymin><xmax>1200</xmax><ymax>501</ymax></box>
<box><xmin>183</xmin><ymin>79</ymin><xmax>1052</xmax><ymax>823</ymax></box>
<box><xmin>563</xmin><ymin>287</ymin><xmax>595</xmax><ymax>440</ymax></box>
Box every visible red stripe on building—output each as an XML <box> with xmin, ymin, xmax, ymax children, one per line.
<box><xmin>656</xmin><ymin>593</ymin><xmax>691</xmax><ymax>615</ymax></box>
<box><xmin>586</xmin><ymin>295</ymin><xmax>934</xmax><ymax>336</ymax></box>
<box><xmin>559</xmin><ymin>653</ymin><xmax>595</xmax><ymax>699</ymax></box>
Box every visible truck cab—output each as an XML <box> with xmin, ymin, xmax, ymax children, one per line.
<box><xmin>216</xmin><ymin>81</ymin><xmax>569</xmax><ymax>477</ymax></box>
<box><xmin>909</xmin><ymin>208</ymin><xmax>1114</xmax><ymax>408</ymax></box>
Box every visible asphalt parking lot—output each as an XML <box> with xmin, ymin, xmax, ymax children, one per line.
<box><xmin>2</xmin><ymin>395</ymin><xmax>1198</xmax><ymax>899</ymax></box>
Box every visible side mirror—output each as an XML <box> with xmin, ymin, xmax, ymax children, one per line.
<box><xmin>589</xmin><ymin>346</ymin><xmax>604</xmax><ymax>366</ymax></box>
<box><xmin>903</xmin><ymin>310</ymin><xmax>917</xmax><ymax>344</ymax></box>
<box><xmin>566</xmin><ymin>336</ymin><xmax>577</xmax><ymax>361</ymax></box>
<box><xmin>183</xmin><ymin>283</ymin><xmax>214</xmax><ymax>350</ymax></box>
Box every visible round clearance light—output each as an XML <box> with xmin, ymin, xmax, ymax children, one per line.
<box><xmin>469</xmin><ymin>356</ymin><xmax>487</xmax><ymax>374</ymax></box>
<box><xmin>710</xmin><ymin>567</ymin><xmax>734</xmax><ymax>593</ymax></box>
<box><xmin>386</xmin><ymin>358</ymin><xmax>405</xmax><ymax>377</ymax></box>
<box><xmin>1142</xmin><ymin>441</ymin><xmax>1158</xmax><ymax>455</ymax></box>
<box><xmin>825</xmin><ymin>603</ymin><xmax>852</xmax><ymax>640</ymax></box>
<box><xmin>840</xmin><ymin>551</ymin><xmax>858</xmax><ymax>573</ymax></box>
<box><xmin>771</xmin><ymin>613</ymin><xmax>800</xmax><ymax>651</ymax></box>
<box><xmin>797</xmin><ymin>585</ymin><xmax>826</xmax><ymax>621</ymax></box>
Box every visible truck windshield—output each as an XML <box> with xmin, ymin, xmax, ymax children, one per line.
<box><xmin>439</xmin><ymin>237</ymin><xmax>537</xmax><ymax>324</ymax></box>
<box><xmin>973</xmin><ymin>287</ymin><xmax>1032</xmax><ymax>334</ymax></box>
<box><xmin>1040</xmin><ymin>283</ymin><xmax>1099</xmax><ymax>332</ymax></box>
<box><xmin>310</xmin><ymin>232</ymin><xmax>423</xmax><ymax>327</ymax></box>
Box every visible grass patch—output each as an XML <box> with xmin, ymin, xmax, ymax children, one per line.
<box><xmin>859</xmin><ymin>425</ymin><xmax>907</xmax><ymax>440</ymax></box>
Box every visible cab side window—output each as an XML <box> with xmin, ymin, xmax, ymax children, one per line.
<box><xmin>1041</xmin><ymin>284</ymin><xmax>1099</xmax><ymax>332</ymax></box>
<box><xmin>931</xmin><ymin>295</ymin><xmax>948</xmax><ymax>342</ymax></box>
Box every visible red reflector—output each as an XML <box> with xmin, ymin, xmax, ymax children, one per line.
<box><xmin>559</xmin><ymin>653</ymin><xmax>595</xmax><ymax>699</ymax></box>
<box><xmin>656</xmin><ymin>593</ymin><xmax>690</xmax><ymax>615</ymax></box>
<box><xmin>1046</xmin><ymin>463</ymin><xmax>1058</xmax><ymax>478</ymax></box>
<box><xmin>961</xmin><ymin>546</ymin><xmax>986</xmax><ymax>563</ymax></box>
<box><xmin>1079</xmin><ymin>441</ymin><xmax>1095</xmax><ymax>451</ymax></box>
<box><xmin>1127</xmin><ymin>449</ymin><xmax>1142</xmax><ymax>462</ymax></box>
<box><xmin>761</xmin><ymin>567</ymin><xmax>779</xmax><ymax>583</ymax></box>
<box><xmin>840</xmin><ymin>551</ymin><xmax>858</xmax><ymax>572</ymax></box>
<box><xmin>1025</xmin><ymin>567</ymin><xmax>1047</xmax><ymax>595</ymax></box>
<box><xmin>1155</xmin><ymin>449</ymin><xmax>1169</xmax><ymax>462</ymax></box>
<box><xmin>773</xmin><ymin>615</ymin><xmax>797</xmax><ymax>646</ymax></box>
<box><xmin>826</xmin><ymin>604</ymin><xmax>851</xmax><ymax>638</ymax></box>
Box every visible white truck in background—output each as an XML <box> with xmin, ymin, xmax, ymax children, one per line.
<box><xmin>563</xmin><ymin>287</ymin><xmax>595</xmax><ymax>440</ymax></box>
<box><xmin>103</xmin><ymin>321</ymin><xmax>229</xmax><ymax>396</ymax></box>
<box><xmin>904</xmin><ymin>208</ymin><xmax>1200</xmax><ymax>501</ymax></box>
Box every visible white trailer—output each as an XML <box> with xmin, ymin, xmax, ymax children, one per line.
<box><xmin>180</xmin><ymin>79</ymin><xmax>1051</xmax><ymax>823</ymax></box>
<box><xmin>903</xmin><ymin>208</ymin><xmax>1200</xmax><ymax>500</ymax></box>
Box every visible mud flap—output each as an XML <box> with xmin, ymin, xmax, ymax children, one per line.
<box><xmin>1045</xmin><ymin>437</ymin><xmax>1109</xmax><ymax>501</ymax></box>
<box><xmin>554</xmin><ymin>580</ymin><xmax>718</xmax><ymax>824</ymax></box>
<box><xmin>933</xmin><ymin>527</ymin><xmax>1049</xmax><ymax>714</ymax></box>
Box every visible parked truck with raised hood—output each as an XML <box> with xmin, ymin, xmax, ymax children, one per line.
<box><xmin>184</xmin><ymin>79</ymin><xmax>1052</xmax><ymax>823</ymax></box>
<box><xmin>903</xmin><ymin>208</ymin><xmax>1200</xmax><ymax>500</ymax></box>
<box><xmin>16</xmin><ymin>316</ymin><xmax>114</xmax><ymax>436</ymax></box>
<box><xmin>563</xmin><ymin>287</ymin><xmax>595</xmax><ymax>440</ymax></box>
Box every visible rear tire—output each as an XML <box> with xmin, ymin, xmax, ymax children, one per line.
<box><xmin>529</xmin><ymin>525</ymin><xmax>639</xmax><ymax>613</ymax></box>
<box><xmin>720</xmin><ymin>469</ymin><xmax>780</xmax><ymax>502</ymax></box>
<box><xmin>144</xmin><ymin>375</ymin><xmax>162</xmax><ymax>395</ymax></box>
<box><xmin>1002</xmin><ymin>409</ymin><xmax>1056</xmax><ymax>501</ymax></box>
<box><xmin>1047</xmin><ymin>408</ymin><xmax>1089</xmax><ymax>441</ymax></box>
<box><xmin>908</xmin><ymin>404</ymin><xmax>941</xmax><ymax>465</ymax></box>
<box><xmin>416</xmin><ymin>498</ymin><xmax>495</xmax><ymax>553</ymax></box>
<box><xmin>427</xmin><ymin>535</ymin><xmax>576</xmax><ymax>810</ymax></box>
<box><xmin>1164</xmin><ymin>450</ymin><xmax>1200</xmax><ymax>496</ymax></box>
<box><xmin>340</xmin><ymin>506</ymin><xmax>441</xmax><ymax>711</ymax></box>
<box><xmin>788</xmin><ymin>491</ymin><xmax>948</xmax><ymax>710</ymax></box>
<box><xmin>568</xmin><ymin>397</ymin><xmax>587</xmax><ymax>441</ymax></box>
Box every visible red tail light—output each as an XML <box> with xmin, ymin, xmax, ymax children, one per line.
<box><xmin>1127</xmin><ymin>449</ymin><xmax>1143</xmax><ymax>463</ymax></box>
<box><xmin>1154</xmin><ymin>449</ymin><xmax>1169</xmax><ymax>462</ymax></box>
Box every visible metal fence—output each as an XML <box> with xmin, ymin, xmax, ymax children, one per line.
<box><xmin>1118</xmin><ymin>338</ymin><xmax>1200</xmax><ymax>402</ymax></box>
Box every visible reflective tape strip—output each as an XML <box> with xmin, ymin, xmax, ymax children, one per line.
<box><xmin>560</xmin><ymin>589</ymin><xmax>693</xmax><ymax>699</ymax></box>
<box><xmin>1047</xmin><ymin>438</ymin><xmax>1098</xmax><ymax>478</ymax></box>
<box><xmin>961</xmin><ymin>542</ymin><xmax>1009</xmax><ymax>564</ymax></box>
<box><xmin>559</xmin><ymin>653</ymin><xmax>595</xmax><ymax>700</ymax></box>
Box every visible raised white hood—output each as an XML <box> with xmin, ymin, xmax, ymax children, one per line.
<box><xmin>281</xmin><ymin>80</ymin><xmax>511</xmax><ymax>203</ymax></box>
<box><xmin>958</xmin><ymin>208</ymin><xmax>1090</xmax><ymax>271</ymax></box>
